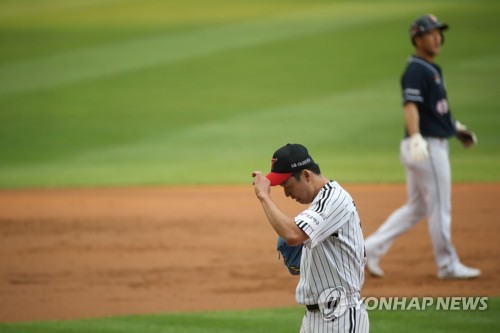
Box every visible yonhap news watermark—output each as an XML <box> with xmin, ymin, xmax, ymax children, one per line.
<box><xmin>362</xmin><ymin>296</ymin><xmax>489</xmax><ymax>311</ymax></box>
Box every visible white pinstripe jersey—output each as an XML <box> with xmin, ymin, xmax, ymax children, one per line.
<box><xmin>295</xmin><ymin>181</ymin><xmax>366</xmax><ymax>305</ymax></box>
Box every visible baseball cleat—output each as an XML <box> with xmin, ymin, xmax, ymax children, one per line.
<box><xmin>366</xmin><ymin>252</ymin><xmax>384</xmax><ymax>278</ymax></box>
<box><xmin>437</xmin><ymin>262</ymin><xmax>481</xmax><ymax>280</ymax></box>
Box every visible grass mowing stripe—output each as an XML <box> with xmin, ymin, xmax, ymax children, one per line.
<box><xmin>0</xmin><ymin>0</ymin><xmax>130</xmax><ymax>21</ymax></box>
<box><xmin>0</xmin><ymin>3</ymin><xmax>428</xmax><ymax>97</ymax></box>
<box><xmin>0</xmin><ymin>82</ymin><xmax>405</xmax><ymax>187</ymax></box>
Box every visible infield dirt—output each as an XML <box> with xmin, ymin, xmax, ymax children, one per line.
<box><xmin>0</xmin><ymin>184</ymin><xmax>498</xmax><ymax>322</ymax></box>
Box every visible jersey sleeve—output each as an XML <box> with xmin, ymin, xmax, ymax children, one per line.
<box><xmin>401</xmin><ymin>64</ymin><xmax>425</xmax><ymax>104</ymax></box>
<box><xmin>294</xmin><ymin>184</ymin><xmax>356</xmax><ymax>248</ymax></box>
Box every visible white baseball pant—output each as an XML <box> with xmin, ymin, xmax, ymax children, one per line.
<box><xmin>365</xmin><ymin>137</ymin><xmax>459</xmax><ymax>271</ymax></box>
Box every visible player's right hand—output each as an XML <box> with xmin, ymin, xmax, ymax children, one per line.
<box><xmin>252</xmin><ymin>171</ymin><xmax>271</xmax><ymax>200</ymax></box>
<box><xmin>409</xmin><ymin>133</ymin><xmax>429</xmax><ymax>162</ymax></box>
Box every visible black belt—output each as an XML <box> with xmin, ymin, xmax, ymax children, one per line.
<box><xmin>306</xmin><ymin>304</ymin><xmax>320</xmax><ymax>311</ymax></box>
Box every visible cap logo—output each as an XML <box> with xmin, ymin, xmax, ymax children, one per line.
<box><xmin>429</xmin><ymin>14</ymin><xmax>438</xmax><ymax>22</ymax></box>
<box><xmin>291</xmin><ymin>158</ymin><xmax>311</xmax><ymax>168</ymax></box>
<box><xmin>271</xmin><ymin>158</ymin><xmax>278</xmax><ymax>170</ymax></box>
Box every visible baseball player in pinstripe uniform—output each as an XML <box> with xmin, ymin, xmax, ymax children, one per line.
<box><xmin>365</xmin><ymin>14</ymin><xmax>480</xmax><ymax>280</ymax></box>
<box><xmin>252</xmin><ymin>143</ymin><xmax>369</xmax><ymax>333</ymax></box>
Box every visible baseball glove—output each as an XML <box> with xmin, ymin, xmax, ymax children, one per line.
<box><xmin>277</xmin><ymin>236</ymin><xmax>302</xmax><ymax>275</ymax></box>
<box><xmin>455</xmin><ymin>121</ymin><xmax>477</xmax><ymax>148</ymax></box>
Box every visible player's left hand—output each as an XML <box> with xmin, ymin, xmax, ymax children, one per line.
<box><xmin>252</xmin><ymin>171</ymin><xmax>271</xmax><ymax>200</ymax></box>
<box><xmin>455</xmin><ymin>120</ymin><xmax>477</xmax><ymax>148</ymax></box>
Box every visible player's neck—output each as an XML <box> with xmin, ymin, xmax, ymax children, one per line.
<box><xmin>313</xmin><ymin>175</ymin><xmax>330</xmax><ymax>193</ymax></box>
<box><xmin>415</xmin><ymin>49</ymin><xmax>436</xmax><ymax>63</ymax></box>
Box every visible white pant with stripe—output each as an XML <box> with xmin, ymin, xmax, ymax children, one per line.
<box><xmin>300</xmin><ymin>303</ymin><xmax>369</xmax><ymax>333</ymax></box>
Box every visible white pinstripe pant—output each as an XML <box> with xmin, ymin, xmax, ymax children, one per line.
<box><xmin>300</xmin><ymin>304</ymin><xmax>369</xmax><ymax>333</ymax></box>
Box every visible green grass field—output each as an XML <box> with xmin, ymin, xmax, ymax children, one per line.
<box><xmin>1</xmin><ymin>299</ymin><xmax>499</xmax><ymax>332</ymax></box>
<box><xmin>1</xmin><ymin>0</ymin><xmax>499</xmax><ymax>331</ymax></box>
<box><xmin>0</xmin><ymin>0</ymin><xmax>499</xmax><ymax>188</ymax></box>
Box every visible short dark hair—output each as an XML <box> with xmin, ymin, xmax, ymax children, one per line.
<box><xmin>292</xmin><ymin>163</ymin><xmax>321</xmax><ymax>181</ymax></box>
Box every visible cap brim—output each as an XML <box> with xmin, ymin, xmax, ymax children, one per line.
<box><xmin>438</xmin><ymin>23</ymin><xmax>449</xmax><ymax>31</ymax></box>
<box><xmin>265</xmin><ymin>172</ymin><xmax>293</xmax><ymax>186</ymax></box>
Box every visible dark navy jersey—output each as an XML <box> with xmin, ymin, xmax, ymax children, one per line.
<box><xmin>401</xmin><ymin>55</ymin><xmax>456</xmax><ymax>138</ymax></box>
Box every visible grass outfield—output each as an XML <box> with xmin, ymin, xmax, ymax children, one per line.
<box><xmin>1</xmin><ymin>298</ymin><xmax>499</xmax><ymax>332</ymax></box>
<box><xmin>0</xmin><ymin>0</ymin><xmax>499</xmax><ymax>188</ymax></box>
